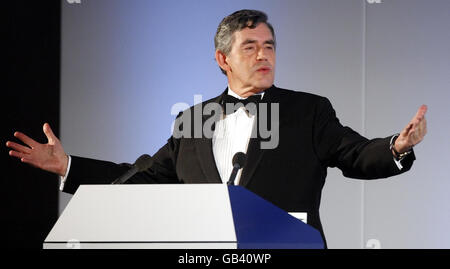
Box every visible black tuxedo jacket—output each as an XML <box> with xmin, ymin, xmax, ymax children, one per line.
<box><xmin>63</xmin><ymin>86</ymin><xmax>415</xmax><ymax>245</ymax></box>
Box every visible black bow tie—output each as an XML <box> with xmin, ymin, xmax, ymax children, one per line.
<box><xmin>222</xmin><ymin>94</ymin><xmax>263</xmax><ymax>115</ymax></box>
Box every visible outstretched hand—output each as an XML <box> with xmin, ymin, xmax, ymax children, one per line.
<box><xmin>394</xmin><ymin>105</ymin><xmax>428</xmax><ymax>155</ymax></box>
<box><xmin>6</xmin><ymin>123</ymin><xmax>68</xmax><ymax>176</ymax></box>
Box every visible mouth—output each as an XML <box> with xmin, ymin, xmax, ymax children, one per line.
<box><xmin>256</xmin><ymin>66</ymin><xmax>271</xmax><ymax>73</ymax></box>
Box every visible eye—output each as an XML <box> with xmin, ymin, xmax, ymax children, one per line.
<box><xmin>244</xmin><ymin>45</ymin><xmax>255</xmax><ymax>51</ymax></box>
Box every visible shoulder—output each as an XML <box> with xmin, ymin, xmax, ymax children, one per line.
<box><xmin>174</xmin><ymin>91</ymin><xmax>224</xmax><ymax>118</ymax></box>
<box><xmin>270</xmin><ymin>86</ymin><xmax>332</xmax><ymax>108</ymax></box>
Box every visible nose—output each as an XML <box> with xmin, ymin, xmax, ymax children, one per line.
<box><xmin>256</xmin><ymin>47</ymin><xmax>268</xmax><ymax>61</ymax></box>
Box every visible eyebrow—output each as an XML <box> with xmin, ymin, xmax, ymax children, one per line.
<box><xmin>240</xmin><ymin>39</ymin><xmax>275</xmax><ymax>47</ymax></box>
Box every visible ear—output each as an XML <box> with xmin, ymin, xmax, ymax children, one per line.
<box><xmin>215</xmin><ymin>50</ymin><xmax>231</xmax><ymax>74</ymax></box>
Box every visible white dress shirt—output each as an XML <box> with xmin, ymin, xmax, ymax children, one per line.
<box><xmin>212</xmin><ymin>87</ymin><xmax>261</xmax><ymax>185</ymax></box>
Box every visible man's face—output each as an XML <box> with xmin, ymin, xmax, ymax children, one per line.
<box><xmin>225</xmin><ymin>23</ymin><xmax>276</xmax><ymax>96</ymax></box>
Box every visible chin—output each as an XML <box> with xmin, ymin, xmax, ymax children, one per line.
<box><xmin>254</xmin><ymin>80</ymin><xmax>274</xmax><ymax>90</ymax></box>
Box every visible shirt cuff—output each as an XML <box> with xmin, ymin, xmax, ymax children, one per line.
<box><xmin>389</xmin><ymin>134</ymin><xmax>406</xmax><ymax>171</ymax></box>
<box><xmin>59</xmin><ymin>155</ymin><xmax>72</xmax><ymax>191</ymax></box>
<box><xmin>393</xmin><ymin>157</ymin><xmax>404</xmax><ymax>170</ymax></box>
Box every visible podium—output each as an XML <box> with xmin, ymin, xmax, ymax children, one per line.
<box><xmin>44</xmin><ymin>184</ymin><xmax>324</xmax><ymax>249</ymax></box>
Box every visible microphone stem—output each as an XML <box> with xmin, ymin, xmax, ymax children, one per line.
<box><xmin>227</xmin><ymin>164</ymin><xmax>241</xmax><ymax>185</ymax></box>
<box><xmin>111</xmin><ymin>166</ymin><xmax>138</xmax><ymax>185</ymax></box>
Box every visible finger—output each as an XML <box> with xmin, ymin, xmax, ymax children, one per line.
<box><xmin>6</xmin><ymin>141</ymin><xmax>32</xmax><ymax>154</ymax></box>
<box><xmin>413</xmin><ymin>105</ymin><xmax>428</xmax><ymax>121</ymax></box>
<box><xmin>401</xmin><ymin>123</ymin><xmax>413</xmax><ymax>137</ymax></box>
<box><xmin>416</xmin><ymin>118</ymin><xmax>427</xmax><ymax>140</ymax></box>
<box><xmin>417</xmin><ymin>117</ymin><xmax>426</xmax><ymax>132</ymax></box>
<box><xmin>20</xmin><ymin>157</ymin><xmax>39</xmax><ymax>167</ymax></box>
<box><xmin>409</xmin><ymin>113</ymin><xmax>426</xmax><ymax>132</ymax></box>
<box><xmin>9</xmin><ymin>150</ymin><xmax>28</xmax><ymax>159</ymax></box>
<box><xmin>407</xmin><ymin>117</ymin><xmax>427</xmax><ymax>147</ymax></box>
<box><xmin>13</xmin><ymin>132</ymin><xmax>38</xmax><ymax>148</ymax></box>
<box><xmin>43</xmin><ymin>123</ymin><xmax>57</xmax><ymax>144</ymax></box>
<box><xmin>409</xmin><ymin>127</ymin><xmax>416</xmax><ymax>139</ymax></box>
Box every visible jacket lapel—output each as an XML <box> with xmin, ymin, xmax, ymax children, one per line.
<box><xmin>193</xmin><ymin>89</ymin><xmax>227</xmax><ymax>184</ymax></box>
<box><xmin>239</xmin><ymin>136</ymin><xmax>265</xmax><ymax>187</ymax></box>
<box><xmin>195</xmin><ymin>138</ymin><xmax>222</xmax><ymax>183</ymax></box>
<box><xmin>239</xmin><ymin>86</ymin><xmax>276</xmax><ymax>187</ymax></box>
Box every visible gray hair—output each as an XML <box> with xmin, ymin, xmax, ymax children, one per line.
<box><xmin>214</xmin><ymin>10</ymin><xmax>276</xmax><ymax>75</ymax></box>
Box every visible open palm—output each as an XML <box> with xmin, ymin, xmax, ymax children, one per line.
<box><xmin>6</xmin><ymin>123</ymin><xmax>68</xmax><ymax>176</ymax></box>
<box><xmin>394</xmin><ymin>105</ymin><xmax>428</xmax><ymax>154</ymax></box>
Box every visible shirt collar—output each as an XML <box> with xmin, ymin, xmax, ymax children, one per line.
<box><xmin>227</xmin><ymin>85</ymin><xmax>265</xmax><ymax>100</ymax></box>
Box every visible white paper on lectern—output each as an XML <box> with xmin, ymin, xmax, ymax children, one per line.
<box><xmin>44</xmin><ymin>184</ymin><xmax>237</xmax><ymax>248</ymax></box>
<box><xmin>288</xmin><ymin>212</ymin><xmax>307</xmax><ymax>224</ymax></box>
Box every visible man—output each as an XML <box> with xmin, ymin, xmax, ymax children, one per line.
<box><xmin>6</xmin><ymin>10</ymin><xmax>427</xmax><ymax>246</ymax></box>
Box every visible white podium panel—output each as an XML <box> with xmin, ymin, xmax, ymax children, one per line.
<box><xmin>44</xmin><ymin>184</ymin><xmax>237</xmax><ymax>249</ymax></box>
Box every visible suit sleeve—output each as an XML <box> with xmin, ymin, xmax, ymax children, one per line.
<box><xmin>62</xmin><ymin>136</ymin><xmax>181</xmax><ymax>194</ymax></box>
<box><xmin>313</xmin><ymin>97</ymin><xmax>415</xmax><ymax>179</ymax></box>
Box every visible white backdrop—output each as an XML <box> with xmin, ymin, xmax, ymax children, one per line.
<box><xmin>60</xmin><ymin>0</ymin><xmax>450</xmax><ymax>248</ymax></box>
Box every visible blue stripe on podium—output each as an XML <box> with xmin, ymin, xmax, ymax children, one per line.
<box><xmin>228</xmin><ymin>186</ymin><xmax>324</xmax><ymax>249</ymax></box>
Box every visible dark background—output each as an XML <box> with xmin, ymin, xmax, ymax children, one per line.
<box><xmin>3</xmin><ymin>1</ymin><xmax>60</xmax><ymax>248</ymax></box>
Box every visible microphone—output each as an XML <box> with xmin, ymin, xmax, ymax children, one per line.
<box><xmin>227</xmin><ymin>152</ymin><xmax>247</xmax><ymax>186</ymax></box>
<box><xmin>111</xmin><ymin>154</ymin><xmax>153</xmax><ymax>184</ymax></box>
